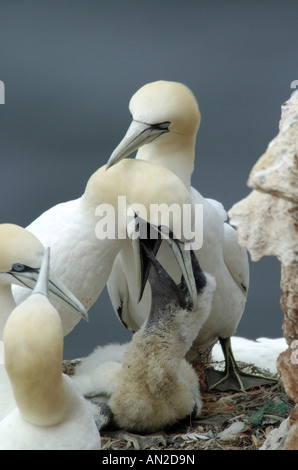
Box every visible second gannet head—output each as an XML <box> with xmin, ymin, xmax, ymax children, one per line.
<box><xmin>106</xmin><ymin>81</ymin><xmax>201</xmax><ymax>186</ymax></box>
<box><xmin>0</xmin><ymin>224</ymin><xmax>88</xmax><ymax>326</ymax></box>
<box><xmin>129</xmin><ymin>80</ymin><xmax>200</xmax><ymax>136</ymax></box>
<box><xmin>84</xmin><ymin>160</ymin><xmax>198</xmax><ymax>305</ymax></box>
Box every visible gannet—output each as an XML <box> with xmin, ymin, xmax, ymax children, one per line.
<box><xmin>12</xmin><ymin>160</ymin><xmax>194</xmax><ymax>335</ymax></box>
<box><xmin>0</xmin><ymin>223</ymin><xmax>88</xmax><ymax>420</ymax></box>
<box><xmin>0</xmin><ymin>248</ymin><xmax>101</xmax><ymax>450</ymax></box>
<box><xmin>75</xmin><ymin>243</ymin><xmax>216</xmax><ymax>433</ymax></box>
<box><xmin>0</xmin><ymin>223</ymin><xmax>87</xmax><ymax>339</ymax></box>
<box><xmin>106</xmin><ymin>80</ymin><xmax>274</xmax><ymax>391</ymax></box>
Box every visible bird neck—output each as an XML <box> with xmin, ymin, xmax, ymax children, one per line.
<box><xmin>0</xmin><ymin>284</ymin><xmax>16</xmax><ymax>339</ymax></box>
<box><xmin>136</xmin><ymin>134</ymin><xmax>196</xmax><ymax>191</ymax></box>
<box><xmin>142</xmin><ymin>320</ymin><xmax>185</xmax><ymax>360</ymax></box>
<box><xmin>122</xmin><ymin>326</ymin><xmax>185</xmax><ymax>392</ymax></box>
<box><xmin>3</xmin><ymin>295</ymin><xmax>69</xmax><ymax>426</ymax></box>
<box><xmin>11</xmin><ymin>369</ymin><xmax>68</xmax><ymax>427</ymax></box>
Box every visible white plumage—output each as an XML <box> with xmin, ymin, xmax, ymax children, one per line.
<box><xmin>0</xmin><ymin>224</ymin><xmax>87</xmax><ymax>421</ymax></box>
<box><xmin>106</xmin><ymin>80</ymin><xmax>254</xmax><ymax>389</ymax></box>
<box><xmin>0</xmin><ymin>248</ymin><xmax>101</xmax><ymax>450</ymax></box>
<box><xmin>73</xmin><ymin>343</ymin><xmax>128</xmax><ymax>399</ymax></box>
<box><xmin>12</xmin><ymin>159</ymin><xmax>193</xmax><ymax>336</ymax></box>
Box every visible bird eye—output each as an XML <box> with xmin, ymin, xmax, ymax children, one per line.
<box><xmin>159</xmin><ymin>121</ymin><xmax>171</xmax><ymax>129</ymax></box>
<box><xmin>12</xmin><ymin>263</ymin><xmax>25</xmax><ymax>272</ymax></box>
<box><xmin>151</xmin><ymin>121</ymin><xmax>170</xmax><ymax>130</ymax></box>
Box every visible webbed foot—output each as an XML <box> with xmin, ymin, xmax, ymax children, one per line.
<box><xmin>205</xmin><ymin>337</ymin><xmax>277</xmax><ymax>392</ymax></box>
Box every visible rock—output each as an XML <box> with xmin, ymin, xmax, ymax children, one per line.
<box><xmin>228</xmin><ymin>190</ymin><xmax>297</xmax><ymax>266</ymax></box>
<box><xmin>228</xmin><ymin>89</ymin><xmax>298</xmax><ymax>450</ymax></box>
<box><xmin>277</xmin><ymin>349</ymin><xmax>298</xmax><ymax>403</ymax></box>
<box><xmin>284</xmin><ymin>425</ymin><xmax>298</xmax><ymax>450</ymax></box>
<box><xmin>247</xmin><ymin>105</ymin><xmax>298</xmax><ymax>204</ymax></box>
<box><xmin>284</xmin><ymin>405</ymin><xmax>298</xmax><ymax>450</ymax></box>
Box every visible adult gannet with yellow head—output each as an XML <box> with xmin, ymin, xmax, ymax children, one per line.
<box><xmin>0</xmin><ymin>223</ymin><xmax>88</xmax><ymax>338</ymax></box>
<box><xmin>106</xmin><ymin>81</ymin><xmax>275</xmax><ymax>391</ymax></box>
<box><xmin>12</xmin><ymin>160</ymin><xmax>196</xmax><ymax>336</ymax></box>
<box><xmin>0</xmin><ymin>223</ymin><xmax>88</xmax><ymax>420</ymax></box>
<box><xmin>0</xmin><ymin>248</ymin><xmax>101</xmax><ymax>450</ymax></box>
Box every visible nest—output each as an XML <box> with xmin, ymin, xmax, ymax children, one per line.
<box><xmin>63</xmin><ymin>359</ymin><xmax>293</xmax><ymax>451</ymax></box>
<box><xmin>102</xmin><ymin>364</ymin><xmax>293</xmax><ymax>451</ymax></box>
<box><xmin>100</xmin><ymin>383</ymin><xmax>292</xmax><ymax>450</ymax></box>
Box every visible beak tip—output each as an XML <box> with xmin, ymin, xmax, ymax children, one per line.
<box><xmin>78</xmin><ymin>305</ymin><xmax>89</xmax><ymax>322</ymax></box>
<box><xmin>105</xmin><ymin>153</ymin><xmax>117</xmax><ymax>171</ymax></box>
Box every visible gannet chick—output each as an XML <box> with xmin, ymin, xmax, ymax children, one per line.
<box><xmin>0</xmin><ymin>249</ymin><xmax>101</xmax><ymax>450</ymax></box>
<box><xmin>0</xmin><ymin>223</ymin><xmax>88</xmax><ymax>420</ymax></box>
<box><xmin>106</xmin><ymin>244</ymin><xmax>216</xmax><ymax>433</ymax></box>
<box><xmin>72</xmin><ymin>223</ymin><xmax>196</xmax><ymax>401</ymax></box>
<box><xmin>105</xmin><ymin>81</ymin><xmax>273</xmax><ymax>391</ymax></box>
<box><xmin>12</xmin><ymin>160</ymin><xmax>194</xmax><ymax>335</ymax></box>
<box><xmin>72</xmin><ymin>342</ymin><xmax>129</xmax><ymax>400</ymax></box>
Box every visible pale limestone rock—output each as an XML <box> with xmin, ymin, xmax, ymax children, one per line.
<box><xmin>228</xmin><ymin>89</ymin><xmax>298</xmax><ymax>450</ymax></box>
<box><xmin>284</xmin><ymin>405</ymin><xmax>298</xmax><ymax>450</ymax></box>
<box><xmin>228</xmin><ymin>190</ymin><xmax>297</xmax><ymax>266</ymax></box>
<box><xmin>277</xmin><ymin>349</ymin><xmax>298</xmax><ymax>403</ymax></box>
<box><xmin>247</xmin><ymin>100</ymin><xmax>298</xmax><ymax>204</ymax></box>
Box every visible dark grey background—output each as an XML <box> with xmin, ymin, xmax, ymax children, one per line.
<box><xmin>0</xmin><ymin>1</ymin><xmax>296</xmax><ymax>359</ymax></box>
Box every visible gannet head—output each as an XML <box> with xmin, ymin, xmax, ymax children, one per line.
<box><xmin>84</xmin><ymin>160</ymin><xmax>198</xmax><ymax>307</ymax></box>
<box><xmin>106</xmin><ymin>80</ymin><xmax>201</xmax><ymax>169</ymax></box>
<box><xmin>0</xmin><ymin>224</ymin><xmax>88</xmax><ymax>321</ymax></box>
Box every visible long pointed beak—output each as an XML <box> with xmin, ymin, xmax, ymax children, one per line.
<box><xmin>157</xmin><ymin>226</ymin><xmax>198</xmax><ymax>310</ymax></box>
<box><xmin>47</xmin><ymin>269</ymin><xmax>89</xmax><ymax>322</ymax></box>
<box><xmin>9</xmin><ymin>262</ymin><xmax>89</xmax><ymax>322</ymax></box>
<box><xmin>32</xmin><ymin>247</ymin><xmax>50</xmax><ymax>297</ymax></box>
<box><xmin>140</xmin><ymin>242</ymin><xmax>189</xmax><ymax>314</ymax></box>
<box><xmin>106</xmin><ymin>120</ymin><xmax>169</xmax><ymax>170</ymax></box>
<box><xmin>127</xmin><ymin>214</ymin><xmax>198</xmax><ymax>309</ymax></box>
<box><xmin>130</xmin><ymin>219</ymin><xmax>162</xmax><ymax>303</ymax></box>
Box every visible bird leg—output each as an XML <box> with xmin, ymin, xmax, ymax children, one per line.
<box><xmin>205</xmin><ymin>337</ymin><xmax>277</xmax><ymax>392</ymax></box>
